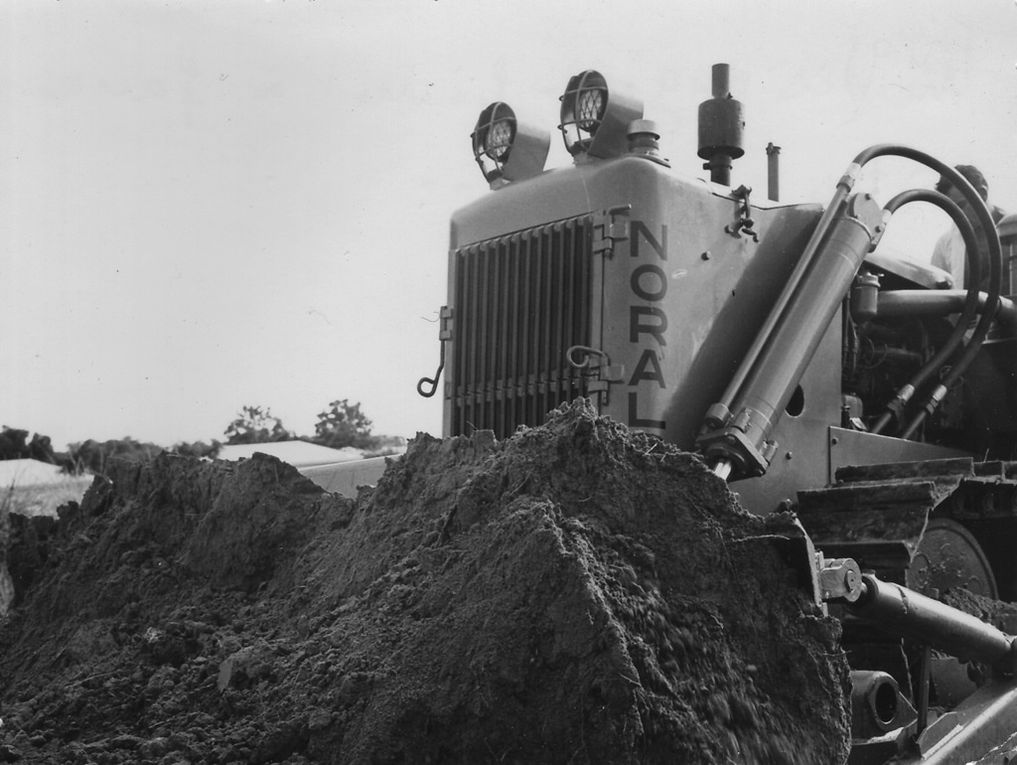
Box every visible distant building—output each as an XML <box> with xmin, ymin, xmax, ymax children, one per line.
<box><xmin>216</xmin><ymin>440</ymin><xmax>365</xmax><ymax>469</ymax></box>
<box><xmin>0</xmin><ymin>459</ymin><xmax>92</xmax><ymax>518</ymax></box>
<box><xmin>0</xmin><ymin>459</ymin><xmax>67</xmax><ymax>488</ymax></box>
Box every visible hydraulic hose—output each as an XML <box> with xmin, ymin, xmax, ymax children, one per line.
<box><xmin>901</xmin><ymin>239</ymin><xmax>1001</xmax><ymax>430</ymax></box>
<box><xmin>868</xmin><ymin>189</ymin><xmax>983</xmax><ymax>435</ymax></box>
<box><xmin>843</xmin><ymin>146</ymin><xmax>1002</xmax><ymax>439</ymax></box>
<box><xmin>852</xmin><ymin>147</ymin><xmax>1001</xmax><ymax>278</ymax></box>
<box><xmin>704</xmin><ymin>143</ymin><xmax>1002</xmax><ymax>479</ymax></box>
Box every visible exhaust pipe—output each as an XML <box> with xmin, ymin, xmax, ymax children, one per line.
<box><xmin>766</xmin><ymin>142</ymin><xmax>781</xmax><ymax>201</ymax></box>
<box><xmin>698</xmin><ymin>63</ymin><xmax>744</xmax><ymax>186</ymax></box>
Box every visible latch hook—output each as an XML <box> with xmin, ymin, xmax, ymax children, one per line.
<box><xmin>417</xmin><ymin>307</ymin><xmax>453</xmax><ymax>398</ymax></box>
<box><xmin>724</xmin><ymin>184</ymin><xmax>759</xmax><ymax>243</ymax></box>
<box><xmin>567</xmin><ymin>345</ymin><xmax>625</xmax><ymax>404</ymax></box>
<box><xmin>417</xmin><ymin>341</ymin><xmax>445</xmax><ymax>398</ymax></box>
<box><xmin>567</xmin><ymin>345</ymin><xmax>610</xmax><ymax>370</ymax></box>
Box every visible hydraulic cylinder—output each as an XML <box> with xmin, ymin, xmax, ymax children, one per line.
<box><xmin>699</xmin><ymin>192</ymin><xmax>884</xmax><ymax>479</ymax></box>
<box><xmin>848</xmin><ymin>575</ymin><xmax>1017</xmax><ymax>675</ymax></box>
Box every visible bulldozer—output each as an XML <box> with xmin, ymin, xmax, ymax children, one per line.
<box><xmin>404</xmin><ymin>63</ymin><xmax>1017</xmax><ymax>763</ymax></box>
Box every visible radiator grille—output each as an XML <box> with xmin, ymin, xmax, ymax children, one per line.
<box><xmin>449</xmin><ymin>215</ymin><xmax>595</xmax><ymax>438</ymax></box>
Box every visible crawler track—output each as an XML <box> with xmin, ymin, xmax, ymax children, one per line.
<box><xmin>799</xmin><ymin>457</ymin><xmax>1017</xmax><ymax>598</ymax></box>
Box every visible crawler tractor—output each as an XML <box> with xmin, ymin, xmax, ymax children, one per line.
<box><xmin>411</xmin><ymin>64</ymin><xmax>1017</xmax><ymax>762</ymax></box>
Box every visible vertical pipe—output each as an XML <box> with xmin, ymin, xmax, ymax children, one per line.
<box><xmin>766</xmin><ymin>142</ymin><xmax>781</xmax><ymax>202</ymax></box>
<box><xmin>712</xmin><ymin>63</ymin><xmax>730</xmax><ymax>98</ymax></box>
<box><xmin>710</xmin><ymin>154</ymin><xmax>732</xmax><ymax>187</ymax></box>
<box><xmin>698</xmin><ymin>63</ymin><xmax>744</xmax><ymax>187</ymax></box>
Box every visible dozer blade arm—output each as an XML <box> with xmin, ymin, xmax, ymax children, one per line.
<box><xmin>822</xmin><ymin>565</ymin><xmax>1017</xmax><ymax>764</ymax></box>
<box><xmin>843</xmin><ymin>574</ymin><xmax>1017</xmax><ymax>676</ymax></box>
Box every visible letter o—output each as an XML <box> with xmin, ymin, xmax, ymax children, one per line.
<box><xmin>631</xmin><ymin>264</ymin><xmax>668</xmax><ymax>301</ymax></box>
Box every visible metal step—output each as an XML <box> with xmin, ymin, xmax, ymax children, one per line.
<box><xmin>796</xmin><ymin>458</ymin><xmax>1017</xmax><ymax>583</ymax></box>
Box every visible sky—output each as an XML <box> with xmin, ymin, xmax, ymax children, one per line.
<box><xmin>2</xmin><ymin>0</ymin><xmax>1017</xmax><ymax>449</ymax></box>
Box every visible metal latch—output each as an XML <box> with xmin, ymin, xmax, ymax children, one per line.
<box><xmin>417</xmin><ymin>306</ymin><xmax>453</xmax><ymax>398</ymax></box>
<box><xmin>567</xmin><ymin>345</ymin><xmax>625</xmax><ymax>404</ymax></box>
<box><xmin>592</xmin><ymin>205</ymin><xmax>631</xmax><ymax>258</ymax></box>
<box><xmin>724</xmin><ymin>185</ymin><xmax>759</xmax><ymax>243</ymax></box>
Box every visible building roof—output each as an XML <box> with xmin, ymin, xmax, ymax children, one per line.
<box><xmin>0</xmin><ymin>459</ymin><xmax>91</xmax><ymax>519</ymax></box>
<box><xmin>0</xmin><ymin>458</ymin><xmax>67</xmax><ymax>488</ymax></box>
<box><xmin>216</xmin><ymin>440</ymin><xmax>364</xmax><ymax>469</ymax></box>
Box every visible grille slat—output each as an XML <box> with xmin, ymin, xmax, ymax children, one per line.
<box><xmin>508</xmin><ymin>236</ymin><xmax>521</xmax><ymax>431</ymax></box>
<box><xmin>463</xmin><ymin>248</ymin><xmax>477</xmax><ymax>431</ymax></box>
<box><xmin>449</xmin><ymin>215</ymin><xmax>595</xmax><ymax>438</ymax></box>
<box><xmin>495</xmin><ymin>237</ymin><xmax>509</xmax><ymax>437</ymax></box>
<box><xmin>562</xmin><ymin>224</ymin><xmax>576</xmax><ymax>403</ymax></box>
<box><xmin>553</xmin><ymin>224</ymin><xmax>566</xmax><ymax>402</ymax></box>
<box><xmin>533</xmin><ymin>228</ymin><xmax>546</xmax><ymax>426</ymax></box>
<box><xmin>479</xmin><ymin>247</ymin><xmax>492</xmax><ymax>429</ymax></box>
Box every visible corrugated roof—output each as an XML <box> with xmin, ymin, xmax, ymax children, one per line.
<box><xmin>0</xmin><ymin>459</ymin><xmax>67</xmax><ymax>488</ymax></box>
<box><xmin>216</xmin><ymin>440</ymin><xmax>364</xmax><ymax>469</ymax></box>
<box><xmin>301</xmin><ymin>455</ymin><xmax>392</xmax><ymax>497</ymax></box>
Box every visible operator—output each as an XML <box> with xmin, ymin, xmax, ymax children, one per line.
<box><xmin>930</xmin><ymin>164</ymin><xmax>1006</xmax><ymax>290</ymax></box>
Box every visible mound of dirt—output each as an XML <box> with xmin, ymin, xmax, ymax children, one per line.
<box><xmin>942</xmin><ymin>587</ymin><xmax>1017</xmax><ymax>635</ymax></box>
<box><xmin>0</xmin><ymin>401</ymin><xmax>850</xmax><ymax>764</ymax></box>
<box><xmin>0</xmin><ymin>508</ymin><xmax>13</xmax><ymax>616</ymax></box>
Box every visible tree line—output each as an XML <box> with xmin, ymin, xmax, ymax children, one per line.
<box><xmin>1</xmin><ymin>398</ymin><xmax>402</xmax><ymax>476</ymax></box>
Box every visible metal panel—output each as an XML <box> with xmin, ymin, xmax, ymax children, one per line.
<box><xmin>449</xmin><ymin>215</ymin><xmax>595</xmax><ymax>439</ymax></box>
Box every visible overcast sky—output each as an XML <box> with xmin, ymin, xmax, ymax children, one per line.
<box><xmin>3</xmin><ymin>0</ymin><xmax>1017</xmax><ymax>449</ymax></box>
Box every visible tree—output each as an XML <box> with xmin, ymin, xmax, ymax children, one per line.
<box><xmin>312</xmin><ymin>399</ymin><xmax>377</xmax><ymax>450</ymax></box>
<box><xmin>0</xmin><ymin>427</ymin><xmax>30</xmax><ymax>460</ymax></box>
<box><xmin>28</xmin><ymin>433</ymin><xmax>57</xmax><ymax>464</ymax></box>
<box><xmin>67</xmin><ymin>437</ymin><xmax>163</xmax><ymax>476</ymax></box>
<box><xmin>0</xmin><ymin>426</ymin><xmax>57</xmax><ymax>464</ymax></box>
<box><xmin>171</xmin><ymin>440</ymin><xmax>221</xmax><ymax>459</ymax></box>
<box><xmin>223</xmin><ymin>405</ymin><xmax>292</xmax><ymax>445</ymax></box>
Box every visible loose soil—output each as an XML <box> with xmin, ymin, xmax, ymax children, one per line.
<box><xmin>0</xmin><ymin>401</ymin><xmax>850</xmax><ymax>764</ymax></box>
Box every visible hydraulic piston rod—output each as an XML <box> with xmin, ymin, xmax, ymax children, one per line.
<box><xmin>698</xmin><ymin>192</ymin><xmax>884</xmax><ymax>479</ymax></box>
<box><xmin>848</xmin><ymin>574</ymin><xmax>1017</xmax><ymax>675</ymax></box>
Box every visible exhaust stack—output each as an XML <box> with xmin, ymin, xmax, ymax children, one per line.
<box><xmin>766</xmin><ymin>142</ymin><xmax>781</xmax><ymax>201</ymax></box>
<box><xmin>698</xmin><ymin>63</ymin><xmax>744</xmax><ymax>186</ymax></box>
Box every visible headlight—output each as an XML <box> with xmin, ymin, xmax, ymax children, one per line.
<box><xmin>559</xmin><ymin>71</ymin><xmax>607</xmax><ymax>154</ymax></box>
<box><xmin>559</xmin><ymin>70</ymin><xmax>642</xmax><ymax>159</ymax></box>
<box><xmin>471</xmin><ymin>102</ymin><xmax>550</xmax><ymax>187</ymax></box>
<box><xmin>575</xmin><ymin>84</ymin><xmax>607</xmax><ymax>132</ymax></box>
<box><xmin>472</xmin><ymin>102</ymin><xmax>516</xmax><ymax>179</ymax></box>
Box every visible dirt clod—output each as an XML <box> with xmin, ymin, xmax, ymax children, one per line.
<box><xmin>0</xmin><ymin>400</ymin><xmax>850</xmax><ymax>763</ymax></box>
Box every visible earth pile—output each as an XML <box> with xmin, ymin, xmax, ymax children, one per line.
<box><xmin>0</xmin><ymin>401</ymin><xmax>850</xmax><ymax>764</ymax></box>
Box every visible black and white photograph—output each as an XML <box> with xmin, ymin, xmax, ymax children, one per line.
<box><xmin>3</xmin><ymin>2</ymin><xmax>1017</xmax><ymax>763</ymax></box>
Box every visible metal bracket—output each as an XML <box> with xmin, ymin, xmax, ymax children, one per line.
<box><xmin>567</xmin><ymin>345</ymin><xmax>625</xmax><ymax>404</ymax></box>
<box><xmin>438</xmin><ymin>305</ymin><xmax>452</xmax><ymax>341</ymax></box>
<box><xmin>417</xmin><ymin>306</ymin><xmax>453</xmax><ymax>398</ymax></box>
<box><xmin>818</xmin><ymin>556</ymin><xmax>863</xmax><ymax>603</ymax></box>
<box><xmin>592</xmin><ymin>205</ymin><xmax>631</xmax><ymax>258</ymax></box>
<box><xmin>724</xmin><ymin>184</ymin><xmax>759</xmax><ymax>243</ymax></box>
